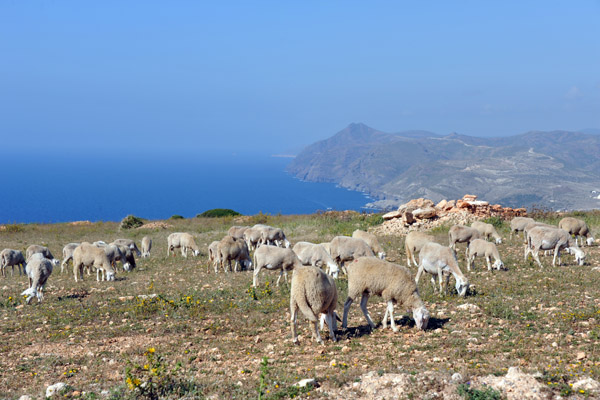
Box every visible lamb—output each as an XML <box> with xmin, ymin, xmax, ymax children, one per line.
<box><xmin>252</xmin><ymin>245</ymin><xmax>303</xmax><ymax>287</ymax></box>
<box><xmin>404</xmin><ymin>231</ymin><xmax>435</xmax><ymax>267</ymax></box>
<box><xmin>509</xmin><ymin>217</ymin><xmax>535</xmax><ymax>238</ymax></box>
<box><xmin>329</xmin><ymin>236</ymin><xmax>375</xmax><ymax>273</ymax></box>
<box><xmin>261</xmin><ymin>227</ymin><xmax>290</xmax><ymax>248</ymax></box>
<box><xmin>471</xmin><ymin>221</ymin><xmax>502</xmax><ymax>244</ymax></box>
<box><xmin>25</xmin><ymin>245</ymin><xmax>59</xmax><ymax>265</ymax></box>
<box><xmin>217</xmin><ymin>235</ymin><xmax>252</xmax><ymax>273</ymax></box>
<box><xmin>342</xmin><ymin>257</ymin><xmax>430</xmax><ymax>332</ymax></box>
<box><xmin>72</xmin><ymin>242</ymin><xmax>116</xmax><ymax>282</ymax></box>
<box><xmin>448</xmin><ymin>225</ymin><xmax>482</xmax><ymax>256</ymax></box>
<box><xmin>0</xmin><ymin>249</ymin><xmax>26</xmax><ymax>277</ymax></box>
<box><xmin>207</xmin><ymin>241</ymin><xmax>220</xmax><ymax>273</ymax></box>
<box><xmin>167</xmin><ymin>232</ymin><xmax>200</xmax><ymax>257</ymax></box>
<box><xmin>352</xmin><ymin>229</ymin><xmax>386</xmax><ymax>259</ymax></box>
<box><xmin>467</xmin><ymin>239</ymin><xmax>504</xmax><ymax>271</ymax></box>
<box><xmin>227</xmin><ymin>226</ymin><xmax>249</xmax><ymax>240</ymax></box>
<box><xmin>558</xmin><ymin>217</ymin><xmax>595</xmax><ymax>247</ymax></box>
<box><xmin>61</xmin><ymin>243</ymin><xmax>81</xmax><ymax>273</ymax></box>
<box><xmin>416</xmin><ymin>242</ymin><xmax>469</xmax><ymax>296</ymax></box>
<box><xmin>112</xmin><ymin>239</ymin><xmax>142</xmax><ymax>257</ymax></box>
<box><xmin>525</xmin><ymin>226</ymin><xmax>585</xmax><ymax>268</ymax></box>
<box><xmin>290</xmin><ymin>265</ymin><xmax>338</xmax><ymax>344</ymax></box>
<box><xmin>292</xmin><ymin>242</ymin><xmax>339</xmax><ymax>278</ymax></box>
<box><xmin>21</xmin><ymin>253</ymin><xmax>53</xmax><ymax>304</ymax></box>
<box><xmin>141</xmin><ymin>236</ymin><xmax>152</xmax><ymax>258</ymax></box>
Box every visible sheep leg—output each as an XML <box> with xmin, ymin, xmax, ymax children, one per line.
<box><xmin>523</xmin><ymin>244</ymin><xmax>531</xmax><ymax>261</ymax></box>
<box><xmin>552</xmin><ymin>245</ymin><xmax>559</xmax><ymax>267</ymax></box>
<box><xmin>414</xmin><ymin>264</ymin><xmax>424</xmax><ymax>285</ymax></box>
<box><xmin>290</xmin><ymin>301</ymin><xmax>299</xmax><ymax>344</ymax></box>
<box><xmin>386</xmin><ymin>301</ymin><xmax>398</xmax><ymax>332</ymax></box>
<box><xmin>359</xmin><ymin>294</ymin><xmax>376</xmax><ymax>329</ymax></box>
<box><xmin>342</xmin><ymin>297</ymin><xmax>354</xmax><ymax>330</ymax></box>
<box><xmin>276</xmin><ymin>269</ymin><xmax>283</xmax><ymax>286</ymax></box>
<box><xmin>326</xmin><ymin>312</ymin><xmax>337</xmax><ymax>342</ymax></box>
<box><xmin>467</xmin><ymin>255</ymin><xmax>473</xmax><ymax>271</ymax></box>
<box><xmin>485</xmin><ymin>256</ymin><xmax>491</xmax><ymax>271</ymax></box>
<box><xmin>438</xmin><ymin>268</ymin><xmax>445</xmax><ymax>295</ymax></box>
<box><xmin>532</xmin><ymin>249</ymin><xmax>543</xmax><ymax>268</ymax></box>
<box><xmin>312</xmin><ymin>320</ymin><xmax>323</xmax><ymax>344</ymax></box>
<box><xmin>252</xmin><ymin>265</ymin><xmax>262</xmax><ymax>287</ymax></box>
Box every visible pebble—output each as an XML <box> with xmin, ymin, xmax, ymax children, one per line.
<box><xmin>451</xmin><ymin>373</ymin><xmax>463</xmax><ymax>383</ymax></box>
<box><xmin>46</xmin><ymin>383</ymin><xmax>67</xmax><ymax>398</ymax></box>
<box><xmin>296</xmin><ymin>378</ymin><xmax>316</xmax><ymax>388</ymax></box>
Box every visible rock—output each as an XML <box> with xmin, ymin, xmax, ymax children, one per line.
<box><xmin>572</xmin><ymin>377</ymin><xmax>600</xmax><ymax>392</ymax></box>
<box><xmin>576</xmin><ymin>351</ymin><xmax>586</xmax><ymax>360</ymax></box>
<box><xmin>457</xmin><ymin>303</ymin><xmax>480</xmax><ymax>313</ymax></box>
<box><xmin>451</xmin><ymin>373</ymin><xmax>463</xmax><ymax>383</ymax></box>
<box><xmin>436</xmin><ymin>199</ymin><xmax>448</xmax><ymax>210</ymax></box>
<box><xmin>100</xmin><ymin>390</ymin><xmax>110</xmax><ymax>397</ymax></box>
<box><xmin>18</xmin><ymin>396</ymin><xmax>33</xmax><ymax>400</ymax></box>
<box><xmin>382</xmin><ymin>210</ymin><xmax>402</xmax><ymax>220</ymax></box>
<box><xmin>46</xmin><ymin>383</ymin><xmax>67</xmax><ymax>398</ymax></box>
<box><xmin>463</xmin><ymin>194</ymin><xmax>478</xmax><ymax>201</ymax></box>
<box><xmin>402</xmin><ymin>211</ymin><xmax>415</xmax><ymax>225</ymax></box>
<box><xmin>296</xmin><ymin>378</ymin><xmax>317</xmax><ymax>388</ymax></box>
<box><xmin>412</xmin><ymin>207</ymin><xmax>437</xmax><ymax>219</ymax></box>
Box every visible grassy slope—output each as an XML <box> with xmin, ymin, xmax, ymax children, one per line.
<box><xmin>0</xmin><ymin>211</ymin><xmax>599</xmax><ymax>399</ymax></box>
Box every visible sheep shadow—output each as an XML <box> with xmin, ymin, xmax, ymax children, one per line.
<box><xmin>339</xmin><ymin>315</ymin><xmax>450</xmax><ymax>338</ymax></box>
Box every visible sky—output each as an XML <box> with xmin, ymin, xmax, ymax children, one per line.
<box><xmin>1</xmin><ymin>1</ymin><xmax>599</xmax><ymax>157</ymax></box>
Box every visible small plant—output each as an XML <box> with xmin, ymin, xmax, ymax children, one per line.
<box><xmin>1</xmin><ymin>223</ymin><xmax>24</xmax><ymax>233</ymax></box>
<box><xmin>457</xmin><ymin>383</ymin><xmax>502</xmax><ymax>400</ymax></box>
<box><xmin>258</xmin><ymin>356</ymin><xmax>269</xmax><ymax>400</ymax></box>
<box><xmin>197</xmin><ymin>209</ymin><xmax>242</xmax><ymax>218</ymax></box>
<box><xmin>170</xmin><ymin>215</ymin><xmax>185</xmax><ymax>220</ymax></box>
<box><xmin>483</xmin><ymin>216</ymin><xmax>504</xmax><ymax>229</ymax></box>
<box><xmin>120</xmin><ymin>215</ymin><xmax>145</xmax><ymax>230</ymax></box>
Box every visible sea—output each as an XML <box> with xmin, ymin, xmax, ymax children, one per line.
<box><xmin>0</xmin><ymin>153</ymin><xmax>372</xmax><ymax>224</ymax></box>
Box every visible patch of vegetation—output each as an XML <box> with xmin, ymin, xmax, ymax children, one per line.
<box><xmin>1</xmin><ymin>223</ymin><xmax>24</xmax><ymax>233</ymax></box>
<box><xmin>457</xmin><ymin>383</ymin><xmax>502</xmax><ymax>400</ymax></box>
<box><xmin>170</xmin><ymin>215</ymin><xmax>185</xmax><ymax>220</ymax></box>
<box><xmin>482</xmin><ymin>216</ymin><xmax>505</xmax><ymax>229</ymax></box>
<box><xmin>120</xmin><ymin>215</ymin><xmax>145</xmax><ymax>230</ymax></box>
<box><xmin>197</xmin><ymin>208</ymin><xmax>242</xmax><ymax>218</ymax></box>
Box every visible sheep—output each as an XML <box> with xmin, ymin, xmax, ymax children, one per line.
<box><xmin>141</xmin><ymin>236</ymin><xmax>152</xmax><ymax>258</ymax></box>
<box><xmin>207</xmin><ymin>241</ymin><xmax>220</xmax><ymax>273</ymax></box>
<box><xmin>261</xmin><ymin>227</ymin><xmax>290</xmax><ymax>248</ymax></box>
<box><xmin>92</xmin><ymin>241</ymin><xmax>108</xmax><ymax>247</ymax></box>
<box><xmin>525</xmin><ymin>226</ymin><xmax>585</xmax><ymax>268</ymax></box>
<box><xmin>404</xmin><ymin>231</ymin><xmax>435</xmax><ymax>267</ymax></box>
<box><xmin>252</xmin><ymin>245</ymin><xmax>303</xmax><ymax>287</ymax></box>
<box><xmin>471</xmin><ymin>221</ymin><xmax>502</xmax><ymax>244</ymax></box>
<box><xmin>112</xmin><ymin>239</ymin><xmax>142</xmax><ymax>257</ymax></box>
<box><xmin>72</xmin><ymin>242</ymin><xmax>116</xmax><ymax>282</ymax></box>
<box><xmin>0</xmin><ymin>249</ymin><xmax>26</xmax><ymax>277</ymax></box>
<box><xmin>217</xmin><ymin>235</ymin><xmax>252</xmax><ymax>273</ymax></box>
<box><xmin>61</xmin><ymin>243</ymin><xmax>81</xmax><ymax>273</ymax></box>
<box><xmin>510</xmin><ymin>217</ymin><xmax>535</xmax><ymax>238</ymax></box>
<box><xmin>329</xmin><ymin>236</ymin><xmax>375</xmax><ymax>273</ymax></box>
<box><xmin>416</xmin><ymin>242</ymin><xmax>469</xmax><ymax>297</ymax></box>
<box><xmin>466</xmin><ymin>239</ymin><xmax>504</xmax><ymax>271</ymax></box>
<box><xmin>558</xmin><ymin>217</ymin><xmax>595</xmax><ymax>247</ymax></box>
<box><xmin>319</xmin><ymin>242</ymin><xmax>331</xmax><ymax>255</ymax></box>
<box><xmin>228</xmin><ymin>225</ymin><xmax>249</xmax><ymax>240</ymax></box>
<box><xmin>342</xmin><ymin>257</ymin><xmax>430</xmax><ymax>332</ymax></box>
<box><xmin>112</xmin><ymin>243</ymin><xmax>137</xmax><ymax>271</ymax></box>
<box><xmin>352</xmin><ymin>229</ymin><xmax>386</xmax><ymax>259</ymax></box>
<box><xmin>21</xmin><ymin>253</ymin><xmax>53</xmax><ymax>304</ymax></box>
<box><xmin>167</xmin><ymin>232</ymin><xmax>200</xmax><ymax>257</ymax></box>
<box><xmin>244</xmin><ymin>225</ymin><xmax>268</xmax><ymax>251</ymax></box>
<box><xmin>104</xmin><ymin>244</ymin><xmax>133</xmax><ymax>272</ymax></box>
<box><xmin>25</xmin><ymin>245</ymin><xmax>59</xmax><ymax>265</ymax></box>
<box><xmin>448</xmin><ymin>225</ymin><xmax>482</xmax><ymax>256</ymax></box>
<box><xmin>292</xmin><ymin>242</ymin><xmax>339</xmax><ymax>278</ymax></box>
<box><xmin>290</xmin><ymin>265</ymin><xmax>338</xmax><ymax>344</ymax></box>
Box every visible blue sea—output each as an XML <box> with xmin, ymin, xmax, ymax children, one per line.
<box><xmin>0</xmin><ymin>153</ymin><xmax>372</xmax><ymax>224</ymax></box>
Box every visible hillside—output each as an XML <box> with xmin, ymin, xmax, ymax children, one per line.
<box><xmin>287</xmin><ymin>123</ymin><xmax>600</xmax><ymax>210</ymax></box>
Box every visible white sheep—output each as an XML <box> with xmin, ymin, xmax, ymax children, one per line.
<box><xmin>217</xmin><ymin>235</ymin><xmax>252</xmax><ymax>273</ymax></box>
<box><xmin>103</xmin><ymin>244</ymin><xmax>131</xmax><ymax>272</ymax></box>
<box><xmin>404</xmin><ymin>231</ymin><xmax>435</xmax><ymax>267</ymax></box>
<box><xmin>61</xmin><ymin>243</ymin><xmax>81</xmax><ymax>273</ymax></box>
<box><xmin>207</xmin><ymin>240</ymin><xmax>220</xmax><ymax>273</ymax></box>
<box><xmin>352</xmin><ymin>229</ymin><xmax>386</xmax><ymax>259</ymax></box>
<box><xmin>467</xmin><ymin>239</ymin><xmax>504</xmax><ymax>271</ymax></box>
<box><xmin>167</xmin><ymin>232</ymin><xmax>200</xmax><ymax>257</ymax></box>
<box><xmin>261</xmin><ymin>227</ymin><xmax>290</xmax><ymax>248</ymax></box>
<box><xmin>448</xmin><ymin>225</ymin><xmax>482</xmax><ymax>256</ymax></box>
<box><xmin>329</xmin><ymin>236</ymin><xmax>375</xmax><ymax>273</ymax></box>
<box><xmin>228</xmin><ymin>226</ymin><xmax>249</xmax><ymax>240</ymax></box>
<box><xmin>342</xmin><ymin>257</ymin><xmax>430</xmax><ymax>332</ymax></box>
<box><xmin>558</xmin><ymin>217</ymin><xmax>595</xmax><ymax>246</ymax></box>
<box><xmin>290</xmin><ymin>265</ymin><xmax>338</xmax><ymax>344</ymax></box>
<box><xmin>509</xmin><ymin>217</ymin><xmax>535</xmax><ymax>238</ymax></box>
<box><xmin>319</xmin><ymin>242</ymin><xmax>331</xmax><ymax>255</ymax></box>
<box><xmin>252</xmin><ymin>245</ymin><xmax>303</xmax><ymax>287</ymax></box>
<box><xmin>243</xmin><ymin>225</ymin><xmax>268</xmax><ymax>251</ymax></box>
<box><xmin>0</xmin><ymin>249</ymin><xmax>26</xmax><ymax>277</ymax></box>
<box><xmin>21</xmin><ymin>253</ymin><xmax>53</xmax><ymax>304</ymax></box>
<box><xmin>72</xmin><ymin>242</ymin><xmax>116</xmax><ymax>282</ymax></box>
<box><xmin>141</xmin><ymin>236</ymin><xmax>152</xmax><ymax>258</ymax></box>
<box><xmin>112</xmin><ymin>239</ymin><xmax>142</xmax><ymax>257</ymax></box>
<box><xmin>416</xmin><ymin>242</ymin><xmax>469</xmax><ymax>296</ymax></box>
<box><xmin>292</xmin><ymin>242</ymin><xmax>339</xmax><ymax>278</ymax></box>
<box><xmin>471</xmin><ymin>221</ymin><xmax>502</xmax><ymax>244</ymax></box>
<box><xmin>525</xmin><ymin>226</ymin><xmax>585</xmax><ymax>268</ymax></box>
<box><xmin>25</xmin><ymin>245</ymin><xmax>59</xmax><ymax>265</ymax></box>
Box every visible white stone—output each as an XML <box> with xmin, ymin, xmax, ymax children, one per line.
<box><xmin>451</xmin><ymin>373</ymin><xmax>463</xmax><ymax>382</ymax></box>
<box><xmin>296</xmin><ymin>378</ymin><xmax>316</xmax><ymax>387</ymax></box>
<box><xmin>572</xmin><ymin>378</ymin><xmax>600</xmax><ymax>392</ymax></box>
<box><xmin>19</xmin><ymin>396</ymin><xmax>33</xmax><ymax>400</ymax></box>
<box><xmin>46</xmin><ymin>383</ymin><xmax>67</xmax><ymax>398</ymax></box>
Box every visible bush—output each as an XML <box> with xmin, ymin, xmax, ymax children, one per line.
<box><xmin>457</xmin><ymin>383</ymin><xmax>502</xmax><ymax>400</ymax></box>
<box><xmin>120</xmin><ymin>215</ymin><xmax>145</xmax><ymax>230</ymax></box>
<box><xmin>197</xmin><ymin>209</ymin><xmax>242</xmax><ymax>218</ymax></box>
<box><xmin>482</xmin><ymin>216</ymin><xmax>504</xmax><ymax>229</ymax></box>
<box><xmin>170</xmin><ymin>215</ymin><xmax>184</xmax><ymax>220</ymax></box>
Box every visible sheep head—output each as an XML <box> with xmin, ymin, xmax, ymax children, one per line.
<box><xmin>455</xmin><ymin>277</ymin><xmax>469</xmax><ymax>297</ymax></box>
<box><xmin>377</xmin><ymin>251</ymin><xmax>386</xmax><ymax>260</ymax></box>
<box><xmin>587</xmin><ymin>237</ymin><xmax>595</xmax><ymax>246</ymax></box>
<box><xmin>327</xmin><ymin>262</ymin><xmax>339</xmax><ymax>279</ymax></box>
<box><xmin>413</xmin><ymin>306</ymin><xmax>430</xmax><ymax>330</ymax></box>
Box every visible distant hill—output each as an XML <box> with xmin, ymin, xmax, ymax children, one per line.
<box><xmin>287</xmin><ymin>123</ymin><xmax>600</xmax><ymax>210</ymax></box>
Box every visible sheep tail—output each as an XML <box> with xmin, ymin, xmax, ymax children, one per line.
<box><xmin>296</xmin><ymin>290</ymin><xmax>318</xmax><ymax>322</ymax></box>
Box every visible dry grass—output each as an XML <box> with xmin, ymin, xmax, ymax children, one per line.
<box><xmin>0</xmin><ymin>212</ymin><xmax>598</xmax><ymax>399</ymax></box>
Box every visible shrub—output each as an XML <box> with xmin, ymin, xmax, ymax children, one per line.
<box><xmin>457</xmin><ymin>383</ymin><xmax>502</xmax><ymax>400</ymax></box>
<box><xmin>482</xmin><ymin>216</ymin><xmax>504</xmax><ymax>229</ymax></box>
<box><xmin>197</xmin><ymin>209</ymin><xmax>242</xmax><ymax>218</ymax></box>
<box><xmin>120</xmin><ymin>215</ymin><xmax>145</xmax><ymax>230</ymax></box>
<box><xmin>170</xmin><ymin>215</ymin><xmax>184</xmax><ymax>220</ymax></box>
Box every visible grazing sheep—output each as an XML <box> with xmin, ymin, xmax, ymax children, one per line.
<box><xmin>342</xmin><ymin>257</ymin><xmax>430</xmax><ymax>332</ymax></box>
<box><xmin>92</xmin><ymin>241</ymin><xmax>108</xmax><ymax>247</ymax></box>
<box><xmin>72</xmin><ymin>242</ymin><xmax>116</xmax><ymax>282</ymax></box>
<box><xmin>558</xmin><ymin>217</ymin><xmax>595</xmax><ymax>247</ymax></box>
<box><xmin>243</xmin><ymin>225</ymin><xmax>268</xmax><ymax>251</ymax></box>
<box><xmin>228</xmin><ymin>226</ymin><xmax>249</xmax><ymax>240</ymax></box>
<box><xmin>104</xmin><ymin>244</ymin><xmax>133</xmax><ymax>272</ymax></box>
<box><xmin>329</xmin><ymin>236</ymin><xmax>375</xmax><ymax>273</ymax></box>
<box><xmin>111</xmin><ymin>243</ymin><xmax>137</xmax><ymax>271</ymax></box>
<box><xmin>510</xmin><ymin>217</ymin><xmax>535</xmax><ymax>238</ymax></box>
<box><xmin>471</xmin><ymin>221</ymin><xmax>502</xmax><ymax>244</ymax></box>
<box><xmin>319</xmin><ymin>242</ymin><xmax>331</xmax><ymax>255</ymax></box>
<box><xmin>61</xmin><ymin>243</ymin><xmax>81</xmax><ymax>273</ymax></box>
<box><xmin>141</xmin><ymin>236</ymin><xmax>152</xmax><ymax>258</ymax></box>
<box><xmin>292</xmin><ymin>242</ymin><xmax>339</xmax><ymax>278</ymax></box>
<box><xmin>207</xmin><ymin>241</ymin><xmax>220</xmax><ymax>273</ymax></box>
<box><xmin>467</xmin><ymin>239</ymin><xmax>504</xmax><ymax>271</ymax></box>
<box><xmin>261</xmin><ymin>227</ymin><xmax>290</xmax><ymax>248</ymax></box>
<box><xmin>167</xmin><ymin>232</ymin><xmax>200</xmax><ymax>257</ymax></box>
<box><xmin>25</xmin><ymin>245</ymin><xmax>59</xmax><ymax>265</ymax></box>
<box><xmin>416</xmin><ymin>242</ymin><xmax>469</xmax><ymax>296</ymax></box>
<box><xmin>21</xmin><ymin>254</ymin><xmax>53</xmax><ymax>304</ymax></box>
<box><xmin>352</xmin><ymin>229</ymin><xmax>386</xmax><ymax>259</ymax></box>
<box><xmin>448</xmin><ymin>225</ymin><xmax>482</xmax><ymax>256</ymax></box>
<box><xmin>252</xmin><ymin>245</ymin><xmax>303</xmax><ymax>287</ymax></box>
<box><xmin>290</xmin><ymin>265</ymin><xmax>338</xmax><ymax>344</ymax></box>
<box><xmin>0</xmin><ymin>249</ymin><xmax>26</xmax><ymax>277</ymax></box>
<box><xmin>525</xmin><ymin>226</ymin><xmax>585</xmax><ymax>268</ymax></box>
<box><xmin>217</xmin><ymin>235</ymin><xmax>252</xmax><ymax>273</ymax></box>
<box><xmin>112</xmin><ymin>239</ymin><xmax>142</xmax><ymax>257</ymax></box>
<box><xmin>404</xmin><ymin>231</ymin><xmax>435</xmax><ymax>267</ymax></box>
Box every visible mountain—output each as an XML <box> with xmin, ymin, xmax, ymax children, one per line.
<box><xmin>287</xmin><ymin>123</ymin><xmax>600</xmax><ymax>210</ymax></box>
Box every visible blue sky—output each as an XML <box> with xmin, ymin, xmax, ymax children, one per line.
<box><xmin>1</xmin><ymin>1</ymin><xmax>599</xmax><ymax>156</ymax></box>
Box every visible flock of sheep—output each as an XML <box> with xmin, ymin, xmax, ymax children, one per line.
<box><xmin>0</xmin><ymin>215</ymin><xmax>594</xmax><ymax>345</ymax></box>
